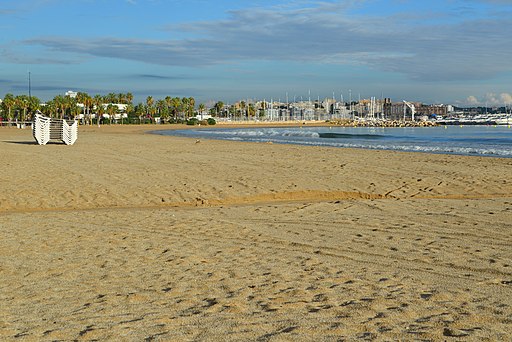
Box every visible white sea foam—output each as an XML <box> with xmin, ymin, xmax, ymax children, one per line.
<box><xmin>155</xmin><ymin>126</ymin><xmax>512</xmax><ymax>158</ymax></box>
<box><xmin>209</xmin><ymin>128</ymin><xmax>320</xmax><ymax>138</ymax></box>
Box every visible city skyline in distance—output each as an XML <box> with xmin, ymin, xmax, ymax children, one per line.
<box><xmin>1</xmin><ymin>0</ymin><xmax>511</xmax><ymax>107</ymax></box>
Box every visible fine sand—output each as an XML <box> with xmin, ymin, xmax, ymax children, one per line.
<box><xmin>1</xmin><ymin>124</ymin><xmax>511</xmax><ymax>341</ymax></box>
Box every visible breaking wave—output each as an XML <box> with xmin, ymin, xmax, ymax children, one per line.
<box><xmin>153</xmin><ymin>126</ymin><xmax>512</xmax><ymax>158</ymax></box>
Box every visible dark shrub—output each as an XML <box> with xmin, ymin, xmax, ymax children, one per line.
<box><xmin>186</xmin><ymin>118</ymin><xmax>199</xmax><ymax>125</ymax></box>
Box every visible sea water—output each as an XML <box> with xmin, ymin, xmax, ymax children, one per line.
<box><xmin>153</xmin><ymin>125</ymin><xmax>512</xmax><ymax>158</ymax></box>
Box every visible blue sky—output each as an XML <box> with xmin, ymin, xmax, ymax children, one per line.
<box><xmin>1</xmin><ymin>0</ymin><xmax>512</xmax><ymax>106</ymax></box>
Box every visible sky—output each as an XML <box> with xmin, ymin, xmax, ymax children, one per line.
<box><xmin>1</xmin><ymin>0</ymin><xmax>512</xmax><ymax>106</ymax></box>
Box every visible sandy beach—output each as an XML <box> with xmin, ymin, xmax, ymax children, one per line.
<box><xmin>1</xmin><ymin>124</ymin><xmax>511</xmax><ymax>341</ymax></box>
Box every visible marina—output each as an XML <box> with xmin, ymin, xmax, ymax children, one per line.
<box><xmin>437</xmin><ymin>113</ymin><xmax>512</xmax><ymax>126</ymax></box>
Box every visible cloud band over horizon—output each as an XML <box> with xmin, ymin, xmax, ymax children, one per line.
<box><xmin>1</xmin><ymin>0</ymin><xmax>511</xmax><ymax>105</ymax></box>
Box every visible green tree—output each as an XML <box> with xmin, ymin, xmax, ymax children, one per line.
<box><xmin>2</xmin><ymin>93</ymin><xmax>16</xmax><ymax>126</ymax></box>
<box><xmin>171</xmin><ymin>97</ymin><xmax>182</xmax><ymax>120</ymax></box>
<box><xmin>228</xmin><ymin>104</ymin><xmax>236</xmax><ymax>118</ymax></box>
<box><xmin>188</xmin><ymin>97</ymin><xmax>195</xmax><ymax>118</ymax></box>
<box><xmin>64</xmin><ymin>95</ymin><xmax>79</xmax><ymax>119</ymax></box>
<box><xmin>248</xmin><ymin>103</ymin><xmax>256</xmax><ymax>118</ymax></box>
<box><xmin>106</xmin><ymin>92</ymin><xmax>117</xmax><ymax>104</ymax></box>
<box><xmin>198</xmin><ymin>103</ymin><xmax>205</xmax><ymax>115</ymax></box>
<box><xmin>77</xmin><ymin>92</ymin><xmax>93</xmax><ymax>124</ymax></box>
<box><xmin>85</xmin><ymin>94</ymin><xmax>94</xmax><ymax>125</ymax></box>
<box><xmin>15</xmin><ymin>95</ymin><xmax>30</xmax><ymax>123</ymax></box>
<box><xmin>214</xmin><ymin>101</ymin><xmax>224</xmax><ymax>118</ymax></box>
<box><xmin>124</xmin><ymin>103</ymin><xmax>134</xmax><ymax>124</ymax></box>
<box><xmin>52</xmin><ymin>95</ymin><xmax>67</xmax><ymax>119</ymax></box>
<box><xmin>126</xmin><ymin>92</ymin><xmax>133</xmax><ymax>105</ymax></box>
<box><xmin>135</xmin><ymin>103</ymin><xmax>145</xmax><ymax>124</ymax></box>
<box><xmin>164</xmin><ymin>96</ymin><xmax>172</xmax><ymax>112</ymax></box>
<box><xmin>146</xmin><ymin>96</ymin><xmax>154</xmax><ymax>123</ymax></box>
<box><xmin>240</xmin><ymin>101</ymin><xmax>246</xmax><ymax>119</ymax></box>
<box><xmin>41</xmin><ymin>100</ymin><xmax>57</xmax><ymax>118</ymax></box>
<box><xmin>96</xmin><ymin>103</ymin><xmax>105</xmax><ymax>126</ymax></box>
<box><xmin>156</xmin><ymin>99</ymin><xmax>168</xmax><ymax>123</ymax></box>
<box><xmin>181</xmin><ymin>97</ymin><xmax>189</xmax><ymax>120</ymax></box>
<box><xmin>27</xmin><ymin>96</ymin><xmax>40</xmax><ymax>121</ymax></box>
<box><xmin>93</xmin><ymin>94</ymin><xmax>104</xmax><ymax>126</ymax></box>
<box><xmin>68</xmin><ymin>97</ymin><xmax>80</xmax><ymax>119</ymax></box>
<box><xmin>106</xmin><ymin>104</ymin><xmax>117</xmax><ymax>124</ymax></box>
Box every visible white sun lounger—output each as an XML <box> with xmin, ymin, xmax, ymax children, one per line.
<box><xmin>33</xmin><ymin>114</ymin><xmax>78</xmax><ymax>145</ymax></box>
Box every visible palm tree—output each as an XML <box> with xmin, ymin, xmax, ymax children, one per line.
<box><xmin>214</xmin><ymin>101</ymin><xmax>224</xmax><ymax>118</ymax></box>
<box><xmin>96</xmin><ymin>103</ymin><xmax>106</xmax><ymax>126</ymax></box>
<box><xmin>146</xmin><ymin>96</ymin><xmax>154</xmax><ymax>108</ymax></box>
<box><xmin>240</xmin><ymin>101</ymin><xmax>246</xmax><ymax>119</ymax></box>
<box><xmin>146</xmin><ymin>96</ymin><xmax>154</xmax><ymax>123</ymax></box>
<box><xmin>28</xmin><ymin>96</ymin><xmax>40</xmax><ymax>121</ymax></box>
<box><xmin>93</xmin><ymin>94</ymin><xmax>104</xmax><ymax>126</ymax></box>
<box><xmin>230</xmin><ymin>104</ymin><xmax>237</xmax><ymax>119</ymax></box>
<box><xmin>124</xmin><ymin>102</ymin><xmax>134</xmax><ymax>124</ymax></box>
<box><xmin>188</xmin><ymin>97</ymin><xmax>195</xmax><ymax>118</ymax></box>
<box><xmin>107</xmin><ymin>92</ymin><xmax>117</xmax><ymax>104</ymax></box>
<box><xmin>135</xmin><ymin>103</ymin><xmax>145</xmax><ymax>124</ymax></box>
<box><xmin>156</xmin><ymin>99</ymin><xmax>168</xmax><ymax>123</ymax></box>
<box><xmin>181</xmin><ymin>97</ymin><xmax>189</xmax><ymax>120</ymax></box>
<box><xmin>248</xmin><ymin>103</ymin><xmax>256</xmax><ymax>119</ymax></box>
<box><xmin>2</xmin><ymin>93</ymin><xmax>15</xmax><ymax>126</ymax></box>
<box><xmin>68</xmin><ymin>97</ymin><xmax>80</xmax><ymax>120</ymax></box>
<box><xmin>15</xmin><ymin>95</ymin><xmax>30</xmax><ymax>124</ymax></box>
<box><xmin>63</xmin><ymin>95</ymin><xmax>79</xmax><ymax>119</ymax></box>
<box><xmin>41</xmin><ymin>100</ymin><xmax>56</xmax><ymax>118</ymax></box>
<box><xmin>76</xmin><ymin>92</ymin><xmax>89</xmax><ymax>124</ymax></box>
<box><xmin>106</xmin><ymin>104</ymin><xmax>117</xmax><ymax>124</ymax></box>
<box><xmin>52</xmin><ymin>95</ymin><xmax>66</xmax><ymax>119</ymax></box>
<box><xmin>85</xmin><ymin>94</ymin><xmax>93</xmax><ymax>125</ymax></box>
<box><xmin>126</xmin><ymin>92</ymin><xmax>134</xmax><ymax>105</ymax></box>
<box><xmin>164</xmin><ymin>96</ymin><xmax>172</xmax><ymax>121</ymax></box>
<box><xmin>171</xmin><ymin>97</ymin><xmax>182</xmax><ymax>121</ymax></box>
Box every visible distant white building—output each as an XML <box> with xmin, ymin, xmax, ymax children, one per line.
<box><xmin>65</xmin><ymin>90</ymin><xmax>78</xmax><ymax>98</ymax></box>
<box><xmin>77</xmin><ymin>103</ymin><xmax>128</xmax><ymax>121</ymax></box>
<box><xmin>101</xmin><ymin>103</ymin><xmax>128</xmax><ymax>112</ymax></box>
<box><xmin>195</xmin><ymin>112</ymin><xmax>212</xmax><ymax>121</ymax></box>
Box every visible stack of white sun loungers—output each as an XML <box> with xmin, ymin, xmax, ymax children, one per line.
<box><xmin>33</xmin><ymin>114</ymin><xmax>78</xmax><ymax>145</ymax></box>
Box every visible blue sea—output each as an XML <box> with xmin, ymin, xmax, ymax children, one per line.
<box><xmin>153</xmin><ymin>125</ymin><xmax>512</xmax><ymax>158</ymax></box>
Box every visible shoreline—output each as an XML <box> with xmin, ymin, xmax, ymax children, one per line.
<box><xmin>146</xmin><ymin>123</ymin><xmax>512</xmax><ymax>159</ymax></box>
<box><xmin>1</xmin><ymin>124</ymin><xmax>511</xmax><ymax>340</ymax></box>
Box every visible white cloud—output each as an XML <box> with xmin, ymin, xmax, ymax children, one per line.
<box><xmin>485</xmin><ymin>93</ymin><xmax>499</xmax><ymax>105</ymax></box>
<box><xmin>9</xmin><ymin>1</ymin><xmax>512</xmax><ymax>83</ymax></box>
<box><xmin>500</xmin><ymin>93</ymin><xmax>512</xmax><ymax>104</ymax></box>
<box><xmin>465</xmin><ymin>93</ymin><xmax>512</xmax><ymax>106</ymax></box>
<box><xmin>476</xmin><ymin>0</ymin><xmax>512</xmax><ymax>4</ymax></box>
<box><xmin>466</xmin><ymin>95</ymin><xmax>479</xmax><ymax>105</ymax></box>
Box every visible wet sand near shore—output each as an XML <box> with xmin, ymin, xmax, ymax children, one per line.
<box><xmin>1</xmin><ymin>124</ymin><xmax>511</xmax><ymax>340</ymax></box>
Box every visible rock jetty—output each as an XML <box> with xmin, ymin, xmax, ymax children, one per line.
<box><xmin>327</xmin><ymin>119</ymin><xmax>438</xmax><ymax>128</ymax></box>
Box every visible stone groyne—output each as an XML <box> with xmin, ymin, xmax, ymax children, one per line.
<box><xmin>327</xmin><ymin>119</ymin><xmax>438</xmax><ymax>128</ymax></box>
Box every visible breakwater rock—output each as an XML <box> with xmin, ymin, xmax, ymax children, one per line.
<box><xmin>327</xmin><ymin>119</ymin><xmax>438</xmax><ymax>128</ymax></box>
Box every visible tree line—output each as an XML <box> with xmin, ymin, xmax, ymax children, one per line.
<box><xmin>0</xmin><ymin>92</ymin><xmax>214</xmax><ymax>125</ymax></box>
<box><xmin>0</xmin><ymin>91</ymin><xmax>273</xmax><ymax>125</ymax></box>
